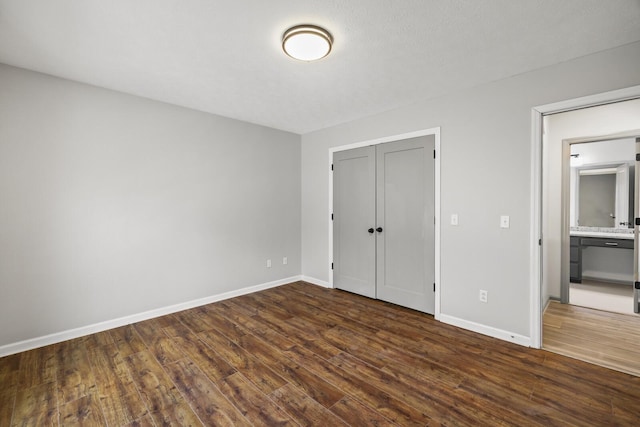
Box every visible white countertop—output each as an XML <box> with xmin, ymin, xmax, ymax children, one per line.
<box><xmin>570</xmin><ymin>230</ymin><xmax>634</xmax><ymax>239</ymax></box>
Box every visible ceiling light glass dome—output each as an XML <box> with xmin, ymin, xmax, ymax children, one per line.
<box><xmin>282</xmin><ymin>25</ymin><xmax>333</xmax><ymax>61</ymax></box>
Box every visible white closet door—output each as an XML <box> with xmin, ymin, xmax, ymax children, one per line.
<box><xmin>376</xmin><ymin>136</ymin><xmax>435</xmax><ymax>313</ymax></box>
<box><xmin>333</xmin><ymin>146</ymin><xmax>376</xmax><ymax>298</ymax></box>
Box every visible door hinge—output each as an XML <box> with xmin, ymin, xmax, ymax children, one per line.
<box><xmin>539</xmin><ymin>238</ymin><xmax>542</xmax><ymax>246</ymax></box>
<box><xmin>331</xmin><ymin>213</ymin><xmax>334</xmax><ymax>220</ymax></box>
<box><xmin>331</xmin><ymin>262</ymin><xmax>334</xmax><ymax>270</ymax></box>
<box><xmin>433</xmin><ymin>150</ymin><xmax>436</xmax><ymax>159</ymax></box>
<box><xmin>433</xmin><ymin>283</ymin><xmax>436</xmax><ymax>292</ymax></box>
<box><xmin>331</xmin><ymin>164</ymin><xmax>334</xmax><ymax>171</ymax></box>
<box><xmin>636</xmin><ymin>153</ymin><xmax>640</xmax><ymax>162</ymax></box>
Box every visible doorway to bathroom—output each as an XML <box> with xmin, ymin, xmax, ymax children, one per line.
<box><xmin>563</xmin><ymin>135</ymin><xmax>637</xmax><ymax>314</ymax></box>
<box><xmin>540</xmin><ymin>97</ymin><xmax>640</xmax><ymax>376</ymax></box>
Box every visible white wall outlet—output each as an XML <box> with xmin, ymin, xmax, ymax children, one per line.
<box><xmin>451</xmin><ymin>213</ymin><xmax>459</xmax><ymax>226</ymax></box>
<box><xmin>479</xmin><ymin>289</ymin><xmax>488</xmax><ymax>303</ymax></box>
<box><xmin>266</xmin><ymin>259</ymin><xmax>272</xmax><ymax>268</ymax></box>
<box><xmin>283</xmin><ymin>257</ymin><xmax>288</xmax><ymax>265</ymax></box>
<box><xmin>500</xmin><ymin>215</ymin><xmax>510</xmax><ymax>228</ymax></box>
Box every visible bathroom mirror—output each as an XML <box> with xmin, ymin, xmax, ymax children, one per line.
<box><xmin>574</xmin><ymin>164</ymin><xmax>632</xmax><ymax>228</ymax></box>
<box><xmin>570</xmin><ymin>138</ymin><xmax>636</xmax><ymax>229</ymax></box>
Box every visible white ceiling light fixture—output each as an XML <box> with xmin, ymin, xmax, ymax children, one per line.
<box><xmin>282</xmin><ymin>25</ymin><xmax>333</xmax><ymax>61</ymax></box>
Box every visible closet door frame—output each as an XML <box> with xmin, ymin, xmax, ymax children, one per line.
<box><xmin>328</xmin><ymin>127</ymin><xmax>442</xmax><ymax>320</ymax></box>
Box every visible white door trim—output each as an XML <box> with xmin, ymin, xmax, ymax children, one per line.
<box><xmin>530</xmin><ymin>85</ymin><xmax>640</xmax><ymax>348</ymax></box>
<box><xmin>328</xmin><ymin>127</ymin><xmax>442</xmax><ymax>319</ymax></box>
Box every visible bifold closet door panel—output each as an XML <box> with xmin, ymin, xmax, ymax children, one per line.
<box><xmin>376</xmin><ymin>136</ymin><xmax>435</xmax><ymax>314</ymax></box>
<box><xmin>333</xmin><ymin>146</ymin><xmax>376</xmax><ymax>298</ymax></box>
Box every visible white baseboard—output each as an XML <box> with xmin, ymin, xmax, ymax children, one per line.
<box><xmin>0</xmin><ymin>275</ymin><xmax>302</xmax><ymax>357</ymax></box>
<box><xmin>439</xmin><ymin>314</ymin><xmax>531</xmax><ymax>347</ymax></box>
<box><xmin>300</xmin><ymin>275</ymin><xmax>332</xmax><ymax>288</ymax></box>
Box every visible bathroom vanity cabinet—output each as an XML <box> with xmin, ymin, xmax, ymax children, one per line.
<box><xmin>569</xmin><ymin>232</ymin><xmax>634</xmax><ymax>284</ymax></box>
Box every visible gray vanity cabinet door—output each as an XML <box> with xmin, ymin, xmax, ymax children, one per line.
<box><xmin>375</xmin><ymin>136</ymin><xmax>435</xmax><ymax>314</ymax></box>
<box><xmin>333</xmin><ymin>146</ymin><xmax>377</xmax><ymax>298</ymax></box>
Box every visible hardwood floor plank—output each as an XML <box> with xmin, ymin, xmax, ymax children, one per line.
<box><xmin>234</xmin><ymin>292</ymin><xmax>297</xmax><ymax>322</ymax></box>
<box><xmin>133</xmin><ymin>318</ymin><xmax>168</xmax><ymax>345</ymax></box>
<box><xmin>12</xmin><ymin>382</ymin><xmax>57</xmax><ymax>425</ymax></box>
<box><xmin>541</xmin><ymin>351</ymin><xmax>640</xmax><ymax>398</ymax></box>
<box><xmin>216</xmin><ymin>371</ymin><xmax>298</xmax><ymax>426</ymax></box>
<box><xmin>0</xmin><ymin>354</ymin><xmax>20</xmax><ymax>425</ymax></box>
<box><xmin>207</xmin><ymin>300</ymin><xmax>298</xmax><ymax>348</ymax></box>
<box><xmin>329</xmin><ymin>396</ymin><xmax>398</xmax><ymax>427</ymax></box>
<box><xmin>283</xmin><ymin>344</ymin><xmax>431</xmax><ymax>426</ymax></box>
<box><xmin>530</xmin><ymin>377</ymin><xmax>616</xmax><ymax>426</ymax></box>
<box><xmin>17</xmin><ymin>346</ymin><xmax>56</xmax><ymax>388</ymax></box>
<box><xmin>110</xmin><ymin>325</ymin><xmax>147</xmax><ymax>358</ymax></box>
<box><xmin>0</xmin><ymin>385</ymin><xmax>16</xmax><ymax>427</ymax></box>
<box><xmin>148</xmin><ymin>401</ymin><xmax>203</xmax><ymax>427</ymax></box>
<box><xmin>84</xmin><ymin>330</ymin><xmax>115</xmax><ymax>349</ymax></box>
<box><xmin>0</xmin><ymin>353</ymin><xmax>20</xmax><ymax>385</ymax></box>
<box><xmin>159</xmin><ymin>314</ymin><xmax>193</xmax><ymax>338</ymax></box>
<box><xmin>88</xmin><ymin>344</ymin><xmax>148</xmax><ymax>426</ymax></box>
<box><xmin>329</xmin><ymin>351</ymin><xmax>525</xmax><ymax>426</ymax></box>
<box><xmin>87</xmin><ymin>343</ymin><xmax>140</xmax><ymax>399</ymax></box>
<box><xmin>198</xmin><ymin>329</ymin><xmax>288</xmax><ymax>395</ymax></box>
<box><xmin>121</xmin><ymin>414</ymin><xmax>156</xmax><ymax>427</ymax></box>
<box><xmin>206</xmin><ymin>302</ymin><xmax>350</xmax><ymax>407</ymax></box>
<box><xmin>172</xmin><ymin>334</ymin><xmax>236</xmax><ymax>383</ymax></box>
<box><xmin>11</xmin><ymin>407</ymin><xmax>58</xmax><ymax>427</ymax></box>
<box><xmin>97</xmin><ymin>389</ymin><xmax>148</xmax><ymax>427</ymax></box>
<box><xmin>269</xmin><ymin>383</ymin><xmax>349</xmax><ymax>427</ymax></box>
<box><xmin>175</xmin><ymin>307</ymin><xmax>223</xmax><ymax>334</ymax></box>
<box><xmin>55</xmin><ymin>339</ymin><xmax>97</xmax><ymax>404</ymax></box>
<box><xmin>227</xmin><ymin>293</ymin><xmax>343</xmax><ymax>358</ymax></box>
<box><xmin>58</xmin><ymin>394</ymin><xmax>105</xmax><ymax>426</ymax></box>
<box><xmin>134</xmin><ymin>321</ymin><xmax>185</xmax><ymax>366</ymax></box>
<box><xmin>125</xmin><ymin>350</ymin><xmax>183</xmax><ymax>413</ymax></box>
<box><xmin>164</xmin><ymin>358</ymin><xmax>251</xmax><ymax>426</ymax></box>
<box><xmin>233</xmin><ymin>332</ymin><xmax>345</xmax><ymax>408</ymax></box>
<box><xmin>195</xmin><ymin>306</ymin><xmax>248</xmax><ymax>339</ymax></box>
<box><xmin>612</xmin><ymin>395</ymin><xmax>640</xmax><ymax>425</ymax></box>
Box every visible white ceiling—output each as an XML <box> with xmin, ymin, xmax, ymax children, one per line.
<box><xmin>1</xmin><ymin>1</ymin><xmax>639</xmax><ymax>134</ymax></box>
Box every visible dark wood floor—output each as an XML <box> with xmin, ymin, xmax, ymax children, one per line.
<box><xmin>1</xmin><ymin>282</ymin><xmax>639</xmax><ymax>426</ymax></box>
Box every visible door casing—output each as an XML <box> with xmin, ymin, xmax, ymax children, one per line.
<box><xmin>560</xmin><ymin>132</ymin><xmax>640</xmax><ymax>304</ymax></box>
<box><xmin>531</xmin><ymin>85</ymin><xmax>640</xmax><ymax>348</ymax></box>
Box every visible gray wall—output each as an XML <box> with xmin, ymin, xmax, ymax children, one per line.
<box><xmin>0</xmin><ymin>64</ymin><xmax>301</xmax><ymax>347</ymax></box>
<box><xmin>301</xmin><ymin>42</ymin><xmax>640</xmax><ymax>338</ymax></box>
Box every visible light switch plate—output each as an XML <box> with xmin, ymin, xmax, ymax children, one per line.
<box><xmin>451</xmin><ymin>214</ymin><xmax>459</xmax><ymax>226</ymax></box>
<box><xmin>500</xmin><ymin>215</ymin><xmax>510</xmax><ymax>229</ymax></box>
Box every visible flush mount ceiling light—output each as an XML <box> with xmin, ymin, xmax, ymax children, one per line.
<box><xmin>282</xmin><ymin>25</ymin><xmax>333</xmax><ymax>61</ymax></box>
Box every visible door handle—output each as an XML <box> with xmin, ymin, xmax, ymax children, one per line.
<box><xmin>368</xmin><ymin>228</ymin><xmax>374</xmax><ymax>234</ymax></box>
<box><xmin>605</xmin><ymin>242</ymin><xmax>618</xmax><ymax>246</ymax></box>
<box><xmin>376</xmin><ymin>227</ymin><xmax>383</xmax><ymax>232</ymax></box>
